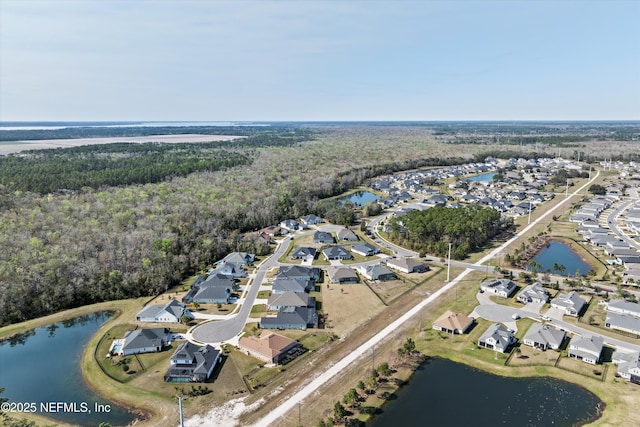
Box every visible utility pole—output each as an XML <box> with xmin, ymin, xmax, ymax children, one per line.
<box><xmin>565</xmin><ymin>179</ymin><xmax>569</xmax><ymax>198</ymax></box>
<box><xmin>447</xmin><ymin>243</ymin><xmax>452</xmax><ymax>282</ymax></box>
<box><xmin>528</xmin><ymin>199</ymin><xmax>532</xmax><ymax>225</ymax></box>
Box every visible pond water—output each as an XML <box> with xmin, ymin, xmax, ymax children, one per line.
<box><xmin>467</xmin><ymin>171</ymin><xmax>497</xmax><ymax>182</ymax></box>
<box><xmin>368</xmin><ymin>357</ymin><xmax>602</xmax><ymax>427</ymax></box>
<box><xmin>342</xmin><ymin>191</ymin><xmax>381</xmax><ymax>207</ymax></box>
<box><xmin>531</xmin><ymin>240</ymin><xmax>592</xmax><ymax>276</ymax></box>
<box><xmin>0</xmin><ymin>312</ymin><xmax>138</xmax><ymax>426</ymax></box>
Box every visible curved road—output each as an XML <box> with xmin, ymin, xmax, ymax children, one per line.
<box><xmin>606</xmin><ymin>196</ymin><xmax>640</xmax><ymax>251</ymax></box>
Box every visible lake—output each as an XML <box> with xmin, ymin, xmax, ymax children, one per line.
<box><xmin>368</xmin><ymin>357</ymin><xmax>602</xmax><ymax>427</ymax></box>
<box><xmin>467</xmin><ymin>171</ymin><xmax>497</xmax><ymax>182</ymax></box>
<box><xmin>342</xmin><ymin>191</ymin><xmax>381</xmax><ymax>207</ymax></box>
<box><xmin>0</xmin><ymin>312</ymin><xmax>138</xmax><ymax>426</ymax></box>
<box><xmin>531</xmin><ymin>240</ymin><xmax>592</xmax><ymax>276</ymax></box>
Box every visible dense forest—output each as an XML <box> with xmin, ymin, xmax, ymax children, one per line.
<box><xmin>387</xmin><ymin>205</ymin><xmax>512</xmax><ymax>259</ymax></box>
<box><xmin>0</xmin><ymin>124</ymin><xmax>636</xmax><ymax>326</ymax></box>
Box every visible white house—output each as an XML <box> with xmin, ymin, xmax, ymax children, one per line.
<box><xmin>480</xmin><ymin>279</ymin><xmax>517</xmax><ymax>298</ymax></box>
<box><xmin>517</xmin><ymin>283</ymin><xmax>550</xmax><ymax>304</ymax></box>
<box><xmin>522</xmin><ymin>323</ymin><xmax>564</xmax><ymax>351</ymax></box>
<box><xmin>568</xmin><ymin>335</ymin><xmax>604</xmax><ymax>365</ymax></box>
<box><xmin>478</xmin><ymin>323</ymin><xmax>517</xmax><ymax>353</ymax></box>
<box><xmin>136</xmin><ymin>300</ymin><xmax>192</xmax><ymax>323</ymax></box>
<box><xmin>551</xmin><ymin>291</ymin><xmax>587</xmax><ymax>317</ymax></box>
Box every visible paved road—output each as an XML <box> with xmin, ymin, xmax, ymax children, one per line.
<box><xmin>254</xmin><ymin>172</ymin><xmax>602</xmax><ymax>427</ymax></box>
<box><xmin>606</xmin><ymin>197</ymin><xmax>640</xmax><ymax>251</ymax></box>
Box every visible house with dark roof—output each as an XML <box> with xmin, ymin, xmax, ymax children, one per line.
<box><xmin>327</xmin><ymin>266</ymin><xmax>359</xmax><ymax>284</ymax></box>
<box><xmin>432</xmin><ymin>311</ymin><xmax>474</xmax><ymax>334</ymax></box>
<box><xmin>260</xmin><ymin>306</ymin><xmax>318</xmax><ymax>330</ymax></box>
<box><xmin>321</xmin><ymin>246</ymin><xmax>353</xmax><ymax>261</ymax></box>
<box><xmin>118</xmin><ymin>328</ymin><xmax>170</xmax><ymax>356</ymax></box>
<box><xmin>568</xmin><ymin>335</ymin><xmax>604</xmax><ymax>364</ymax></box>
<box><xmin>300</xmin><ymin>214</ymin><xmax>323</xmax><ymax>226</ymax></box>
<box><xmin>357</xmin><ymin>264</ymin><xmax>396</xmax><ymax>281</ymax></box>
<box><xmin>238</xmin><ymin>331</ymin><xmax>303</xmax><ymax>365</ymax></box>
<box><xmin>313</xmin><ymin>231</ymin><xmax>335</xmax><ymax>244</ymax></box>
<box><xmin>277</xmin><ymin>265</ymin><xmax>320</xmax><ymax>281</ymax></box>
<box><xmin>291</xmin><ymin>247</ymin><xmax>316</xmax><ymax>262</ymax></box>
<box><xmin>480</xmin><ymin>279</ymin><xmax>517</xmax><ymax>298</ymax></box>
<box><xmin>164</xmin><ymin>342</ymin><xmax>221</xmax><ymax>382</ymax></box>
<box><xmin>183</xmin><ymin>274</ymin><xmax>235</xmax><ymax>304</ymax></box>
<box><xmin>517</xmin><ymin>283</ymin><xmax>550</xmax><ymax>304</ymax></box>
<box><xmin>192</xmin><ymin>286</ymin><xmax>232</xmax><ymax>304</ymax></box>
<box><xmin>136</xmin><ymin>300</ymin><xmax>192</xmax><ymax>323</ymax></box>
<box><xmin>478</xmin><ymin>323</ymin><xmax>516</xmax><ymax>353</ymax></box>
<box><xmin>337</xmin><ymin>228</ymin><xmax>359</xmax><ymax>241</ymax></box>
<box><xmin>386</xmin><ymin>257</ymin><xmax>430</xmax><ymax>274</ymax></box>
<box><xmin>280</xmin><ymin>219</ymin><xmax>301</xmax><ymax>232</ymax></box>
<box><xmin>522</xmin><ymin>323</ymin><xmax>565</xmax><ymax>351</ymax></box>
<box><xmin>351</xmin><ymin>243</ymin><xmax>380</xmax><ymax>257</ymax></box>
<box><xmin>272</xmin><ymin>277</ymin><xmax>314</xmax><ymax>294</ymax></box>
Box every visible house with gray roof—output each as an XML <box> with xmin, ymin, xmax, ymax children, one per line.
<box><xmin>568</xmin><ymin>335</ymin><xmax>604</xmax><ymax>364</ymax></box>
<box><xmin>337</xmin><ymin>228</ymin><xmax>359</xmax><ymax>241</ymax></box>
<box><xmin>386</xmin><ymin>257</ymin><xmax>430</xmax><ymax>274</ymax></box>
<box><xmin>321</xmin><ymin>246</ymin><xmax>353</xmax><ymax>261</ymax></box>
<box><xmin>551</xmin><ymin>291</ymin><xmax>587</xmax><ymax>317</ymax></box>
<box><xmin>607</xmin><ymin>299</ymin><xmax>640</xmax><ymax>317</ymax></box>
<box><xmin>192</xmin><ymin>285</ymin><xmax>232</xmax><ymax>304</ymax></box>
<box><xmin>280</xmin><ymin>219</ymin><xmax>301</xmax><ymax>232</ymax></box>
<box><xmin>272</xmin><ymin>277</ymin><xmax>314</xmax><ymax>294</ymax></box>
<box><xmin>260</xmin><ymin>306</ymin><xmax>318</xmax><ymax>330</ymax></box>
<box><xmin>480</xmin><ymin>279</ymin><xmax>517</xmax><ymax>298</ymax></box>
<box><xmin>164</xmin><ymin>342</ymin><xmax>221</xmax><ymax>382</ymax></box>
<box><xmin>351</xmin><ymin>243</ymin><xmax>380</xmax><ymax>257</ymax></box>
<box><xmin>211</xmin><ymin>261</ymin><xmax>247</xmax><ymax>278</ymax></box>
<box><xmin>119</xmin><ymin>328</ymin><xmax>170</xmax><ymax>356</ymax></box>
<box><xmin>136</xmin><ymin>300</ymin><xmax>192</xmax><ymax>323</ymax></box>
<box><xmin>522</xmin><ymin>323</ymin><xmax>565</xmax><ymax>351</ymax></box>
<box><xmin>357</xmin><ymin>264</ymin><xmax>396</xmax><ymax>281</ymax></box>
<box><xmin>517</xmin><ymin>283</ymin><xmax>550</xmax><ymax>304</ymax></box>
<box><xmin>612</xmin><ymin>351</ymin><xmax>640</xmax><ymax>384</ymax></box>
<box><xmin>300</xmin><ymin>214</ymin><xmax>323</xmax><ymax>225</ymax></box>
<box><xmin>327</xmin><ymin>266</ymin><xmax>359</xmax><ymax>284</ymax></box>
<box><xmin>605</xmin><ymin>312</ymin><xmax>640</xmax><ymax>335</ymax></box>
<box><xmin>478</xmin><ymin>323</ymin><xmax>516</xmax><ymax>353</ymax></box>
<box><xmin>313</xmin><ymin>231</ymin><xmax>335</xmax><ymax>244</ymax></box>
<box><xmin>291</xmin><ymin>247</ymin><xmax>316</xmax><ymax>262</ymax></box>
<box><xmin>267</xmin><ymin>292</ymin><xmax>315</xmax><ymax>311</ymax></box>
<box><xmin>277</xmin><ymin>265</ymin><xmax>320</xmax><ymax>281</ymax></box>
<box><xmin>183</xmin><ymin>274</ymin><xmax>235</xmax><ymax>304</ymax></box>
<box><xmin>220</xmin><ymin>252</ymin><xmax>254</xmax><ymax>266</ymax></box>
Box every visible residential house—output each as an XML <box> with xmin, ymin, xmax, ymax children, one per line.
<box><xmin>212</xmin><ymin>261</ymin><xmax>247</xmax><ymax>278</ymax></box>
<box><xmin>386</xmin><ymin>257</ymin><xmax>430</xmax><ymax>274</ymax></box>
<box><xmin>351</xmin><ymin>243</ymin><xmax>380</xmax><ymax>257</ymax></box>
<box><xmin>480</xmin><ymin>279</ymin><xmax>517</xmax><ymax>298</ymax></box>
<box><xmin>260</xmin><ymin>306</ymin><xmax>318</xmax><ymax>330</ymax></box>
<box><xmin>280</xmin><ymin>219</ymin><xmax>300</xmax><ymax>232</ymax></box>
<box><xmin>517</xmin><ymin>283</ymin><xmax>550</xmax><ymax>304</ymax></box>
<box><xmin>220</xmin><ymin>252</ymin><xmax>254</xmax><ymax>266</ymax></box>
<box><xmin>607</xmin><ymin>300</ymin><xmax>640</xmax><ymax>317</ymax></box>
<box><xmin>612</xmin><ymin>351</ymin><xmax>640</xmax><ymax>384</ymax></box>
<box><xmin>300</xmin><ymin>214</ymin><xmax>323</xmax><ymax>226</ymax></box>
<box><xmin>326</xmin><ymin>266</ymin><xmax>360</xmax><ymax>284</ymax></box>
<box><xmin>357</xmin><ymin>264</ymin><xmax>396</xmax><ymax>281</ymax></box>
<box><xmin>267</xmin><ymin>292</ymin><xmax>315</xmax><ymax>311</ymax></box>
<box><xmin>238</xmin><ymin>331</ymin><xmax>303</xmax><ymax>365</ymax></box>
<box><xmin>272</xmin><ymin>277</ymin><xmax>314</xmax><ymax>294</ymax></box>
<box><xmin>313</xmin><ymin>231</ymin><xmax>334</xmax><ymax>244</ymax></box>
<box><xmin>478</xmin><ymin>323</ymin><xmax>517</xmax><ymax>353</ymax></box>
<box><xmin>551</xmin><ymin>291</ymin><xmax>587</xmax><ymax>317</ymax></box>
<box><xmin>605</xmin><ymin>312</ymin><xmax>640</xmax><ymax>335</ymax></box>
<box><xmin>291</xmin><ymin>247</ymin><xmax>316</xmax><ymax>262</ymax></box>
<box><xmin>164</xmin><ymin>342</ymin><xmax>221</xmax><ymax>382</ymax></box>
<box><xmin>568</xmin><ymin>335</ymin><xmax>604</xmax><ymax>364</ymax></box>
<box><xmin>136</xmin><ymin>300</ymin><xmax>192</xmax><ymax>323</ymax></box>
<box><xmin>321</xmin><ymin>246</ymin><xmax>353</xmax><ymax>261</ymax></box>
<box><xmin>118</xmin><ymin>328</ymin><xmax>171</xmax><ymax>356</ymax></box>
<box><xmin>183</xmin><ymin>274</ymin><xmax>235</xmax><ymax>304</ymax></box>
<box><xmin>432</xmin><ymin>311</ymin><xmax>474</xmax><ymax>334</ymax></box>
<box><xmin>277</xmin><ymin>265</ymin><xmax>320</xmax><ymax>281</ymax></box>
<box><xmin>337</xmin><ymin>228</ymin><xmax>359</xmax><ymax>241</ymax></box>
<box><xmin>522</xmin><ymin>323</ymin><xmax>565</xmax><ymax>351</ymax></box>
<box><xmin>191</xmin><ymin>286</ymin><xmax>232</xmax><ymax>304</ymax></box>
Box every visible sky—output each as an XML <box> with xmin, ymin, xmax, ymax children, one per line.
<box><xmin>1</xmin><ymin>0</ymin><xmax>639</xmax><ymax>121</ymax></box>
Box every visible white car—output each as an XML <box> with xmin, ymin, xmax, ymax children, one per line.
<box><xmin>511</xmin><ymin>313</ymin><xmax>520</xmax><ymax>320</ymax></box>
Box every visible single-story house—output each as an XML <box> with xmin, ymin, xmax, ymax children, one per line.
<box><xmin>280</xmin><ymin>219</ymin><xmax>300</xmax><ymax>232</ymax></box>
<box><xmin>300</xmin><ymin>214</ymin><xmax>323</xmax><ymax>226</ymax></box>
<box><xmin>272</xmin><ymin>277</ymin><xmax>315</xmax><ymax>294</ymax></box>
<box><xmin>607</xmin><ymin>299</ymin><xmax>640</xmax><ymax>317</ymax></box>
<box><xmin>164</xmin><ymin>342</ymin><xmax>221</xmax><ymax>382</ymax></box>
<box><xmin>357</xmin><ymin>264</ymin><xmax>396</xmax><ymax>281</ymax></box>
<box><xmin>386</xmin><ymin>257</ymin><xmax>430</xmax><ymax>274</ymax></box>
<box><xmin>480</xmin><ymin>279</ymin><xmax>517</xmax><ymax>298</ymax></box>
<box><xmin>337</xmin><ymin>228</ymin><xmax>359</xmax><ymax>241</ymax></box>
<box><xmin>136</xmin><ymin>300</ymin><xmax>192</xmax><ymax>323</ymax></box>
<box><xmin>605</xmin><ymin>312</ymin><xmax>640</xmax><ymax>335</ymax></box>
<box><xmin>260</xmin><ymin>306</ymin><xmax>318</xmax><ymax>330</ymax></box>
<box><xmin>478</xmin><ymin>323</ymin><xmax>516</xmax><ymax>353</ymax></box>
<box><xmin>522</xmin><ymin>323</ymin><xmax>565</xmax><ymax>351</ymax></box>
<box><xmin>432</xmin><ymin>311</ymin><xmax>474</xmax><ymax>334</ymax></box>
<box><xmin>551</xmin><ymin>291</ymin><xmax>587</xmax><ymax>317</ymax></box>
<box><xmin>321</xmin><ymin>246</ymin><xmax>353</xmax><ymax>261</ymax></box>
<box><xmin>612</xmin><ymin>351</ymin><xmax>640</xmax><ymax>384</ymax></box>
<box><xmin>277</xmin><ymin>265</ymin><xmax>320</xmax><ymax>281</ymax></box>
<box><xmin>313</xmin><ymin>231</ymin><xmax>335</xmax><ymax>244</ymax></box>
<box><xmin>212</xmin><ymin>261</ymin><xmax>246</xmax><ymax>278</ymax></box>
<box><xmin>219</xmin><ymin>252</ymin><xmax>254</xmax><ymax>266</ymax></box>
<box><xmin>326</xmin><ymin>266</ymin><xmax>360</xmax><ymax>284</ymax></box>
<box><xmin>291</xmin><ymin>247</ymin><xmax>316</xmax><ymax>261</ymax></box>
<box><xmin>238</xmin><ymin>331</ymin><xmax>303</xmax><ymax>365</ymax></box>
<box><xmin>517</xmin><ymin>283</ymin><xmax>550</xmax><ymax>304</ymax></box>
<box><xmin>351</xmin><ymin>243</ymin><xmax>380</xmax><ymax>257</ymax></box>
<box><xmin>568</xmin><ymin>335</ymin><xmax>604</xmax><ymax>364</ymax></box>
<box><xmin>119</xmin><ymin>328</ymin><xmax>171</xmax><ymax>356</ymax></box>
<box><xmin>267</xmin><ymin>291</ymin><xmax>315</xmax><ymax>310</ymax></box>
<box><xmin>192</xmin><ymin>285</ymin><xmax>232</xmax><ymax>304</ymax></box>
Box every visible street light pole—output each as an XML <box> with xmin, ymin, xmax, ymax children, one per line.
<box><xmin>447</xmin><ymin>242</ymin><xmax>452</xmax><ymax>282</ymax></box>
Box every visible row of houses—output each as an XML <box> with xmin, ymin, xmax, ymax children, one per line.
<box><xmin>604</xmin><ymin>299</ymin><xmax>640</xmax><ymax>336</ymax></box>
